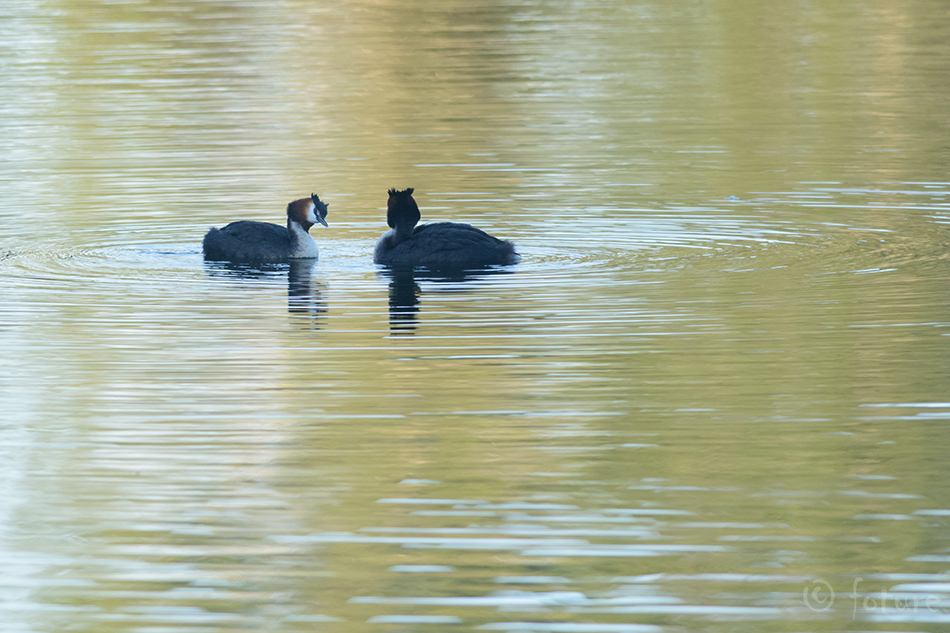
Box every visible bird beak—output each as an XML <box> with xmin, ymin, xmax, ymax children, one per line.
<box><xmin>310</xmin><ymin>194</ymin><xmax>329</xmax><ymax>227</ymax></box>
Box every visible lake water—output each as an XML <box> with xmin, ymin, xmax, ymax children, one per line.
<box><xmin>2</xmin><ymin>1</ymin><xmax>949</xmax><ymax>632</ymax></box>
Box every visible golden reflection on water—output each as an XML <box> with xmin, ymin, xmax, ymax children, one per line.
<box><xmin>1</xmin><ymin>0</ymin><xmax>950</xmax><ymax>631</ymax></box>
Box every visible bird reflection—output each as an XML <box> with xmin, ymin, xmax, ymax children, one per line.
<box><xmin>204</xmin><ymin>259</ymin><xmax>327</xmax><ymax>329</ymax></box>
<box><xmin>385</xmin><ymin>267</ymin><xmax>422</xmax><ymax>334</ymax></box>
<box><xmin>286</xmin><ymin>259</ymin><xmax>328</xmax><ymax>328</ymax></box>
<box><xmin>379</xmin><ymin>266</ymin><xmax>514</xmax><ymax>335</ymax></box>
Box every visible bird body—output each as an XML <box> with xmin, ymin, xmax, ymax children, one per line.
<box><xmin>202</xmin><ymin>194</ymin><xmax>328</xmax><ymax>263</ymax></box>
<box><xmin>373</xmin><ymin>188</ymin><xmax>518</xmax><ymax>269</ymax></box>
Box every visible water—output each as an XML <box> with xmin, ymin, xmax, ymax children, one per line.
<box><xmin>2</xmin><ymin>1</ymin><xmax>950</xmax><ymax>631</ymax></box>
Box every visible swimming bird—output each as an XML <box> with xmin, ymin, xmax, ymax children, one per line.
<box><xmin>202</xmin><ymin>194</ymin><xmax>329</xmax><ymax>263</ymax></box>
<box><xmin>373</xmin><ymin>188</ymin><xmax>519</xmax><ymax>269</ymax></box>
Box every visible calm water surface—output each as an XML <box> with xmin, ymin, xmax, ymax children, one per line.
<box><xmin>2</xmin><ymin>1</ymin><xmax>950</xmax><ymax>632</ymax></box>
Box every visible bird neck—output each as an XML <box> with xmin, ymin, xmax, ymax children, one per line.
<box><xmin>392</xmin><ymin>220</ymin><xmax>416</xmax><ymax>245</ymax></box>
<box><xmin>288</xmin><ymin>220</ymin><xmax>318</xmax><ymax>257</ymax></box>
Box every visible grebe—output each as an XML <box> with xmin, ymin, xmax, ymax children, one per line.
<box><xmin>373</xmin><ymin>188</ymin><xmax>519</xmax><ymax>268</ymax></box>
<box><xmin>202</xmin><ymin>194</ymin><xmax>329</xmax><ymax>263</ymax></box>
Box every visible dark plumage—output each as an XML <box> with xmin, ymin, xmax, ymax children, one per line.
<box><xmin>373</xmin><ymin>188</ymin><xmax>519</xmax><ymax>269</ymax></box>
<box><xmin>203</xmin><ymin>194</ymin><xmax>329</xmax><ymax>263</ymax></box>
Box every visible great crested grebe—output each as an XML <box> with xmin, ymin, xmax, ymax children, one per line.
<box><xmin>202</xmin><ymin>193</ymin><xmax>329</xmax><ymax>263</ymax></box>
<box><xmin>373</xmin><ymin>188</ymin><xmax>518</xmax><ymax>268</ymax></box>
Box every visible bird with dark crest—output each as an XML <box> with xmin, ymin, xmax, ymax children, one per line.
<box><xmin>373</xmin><ymin>188</ymin><xmax>519</xmax><ymax>269</ymax></box>
<box><xmin>203</xmin><ymin>193</ymin><xmax>329</xmax><ymax>263</ymax></box>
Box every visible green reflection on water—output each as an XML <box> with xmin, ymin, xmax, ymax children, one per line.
<box><xmin>1</xmin><ymin>0</ymin><xmax>949</xmax><ymax>632</ymax></box>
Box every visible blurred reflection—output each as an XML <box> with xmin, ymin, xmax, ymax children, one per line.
<box><xmin>385</xmin><ymin>267</ymin><xmax>422</xmax><ymax>335</ymax></box>
<box><xmin>204</xmin><ymin>259</ymin><xmax>327</xmax><ymax>329</ymax></box>
<box><xmin>379</xmin><ymin>266</ymin><xmax>514</xmax><ymax>335</ymax></box>
<box><xmin>287</xmin><ymin>259</ymin><xmax>328</xmax><ymax>329</ymax></box>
